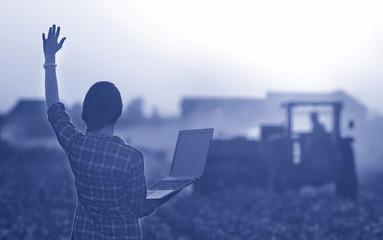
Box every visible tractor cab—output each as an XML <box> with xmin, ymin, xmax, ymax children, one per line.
<box><xmin>284</xmin><ymin>101</ymin><xmax>343</xmax><ymax>164</ymax></box>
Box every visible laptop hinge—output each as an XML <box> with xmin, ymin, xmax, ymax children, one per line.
<box><xmin>165</xmin><ymin>176</ymin><xmax>199</xmax><ymax>180</ymax></box>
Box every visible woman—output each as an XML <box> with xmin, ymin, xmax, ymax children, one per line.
<box><xmin>43</xmin><ymin>24</ymin><xmax>155</xmax><ymax>240</ymax></box>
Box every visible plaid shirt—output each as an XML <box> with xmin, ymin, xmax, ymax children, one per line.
<box><xmin>47</xmin><ymin>102</ymin><xmax>147</xmax><ymax>240</ymax></box>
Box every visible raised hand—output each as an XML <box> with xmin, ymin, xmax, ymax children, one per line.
<box><xmin>42</xmin><ymin>24</ymin><xmax>66</xmax><ymax>62</ymax></box>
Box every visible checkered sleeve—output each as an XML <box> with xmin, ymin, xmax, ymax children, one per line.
<box><xmin>47</xmin><ymin>102</ymin><xmax>82</xmax><ymax>154</ymax></box>
<box><xmin>129</xmin><ymin>150</ymin><xmax>147</xmax><ymax>218</ymax></box>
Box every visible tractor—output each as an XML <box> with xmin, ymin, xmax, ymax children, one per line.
<box><xmin>196</xmin><ymin>101</ymin><xmax>357</xmax><ymax>199</ymax></box>
<box><xmin>261</xmin><ymin>101</ymin><xmax>357</xmax><ymax>198</ymax></box>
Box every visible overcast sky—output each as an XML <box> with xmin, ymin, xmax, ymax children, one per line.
<box><xmin>1</xmin><ymin>0</ymin><xmax>383</xmax><ymax>115</ymax></box>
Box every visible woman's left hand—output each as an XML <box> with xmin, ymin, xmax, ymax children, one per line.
<box><xmin>42</xmin><ymin>24</ymin><xmax>66</xmax><ymax>62</ymax></box>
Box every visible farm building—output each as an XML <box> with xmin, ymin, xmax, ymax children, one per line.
<box><xmin>0</xmin><ymin>100</ymin><xmax>54</xmax><ymax>141</ymax></box>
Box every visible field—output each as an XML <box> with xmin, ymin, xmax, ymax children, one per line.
<box><xmin>1</xmin><ymin>144</ymin><xmax>383</xmax><ymax>240</ymax></box>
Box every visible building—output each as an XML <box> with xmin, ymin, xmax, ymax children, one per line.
<box><xmin>0</xmin><ymin>100</ymin><xmax>54</xmax><ymax>141</ymax></box>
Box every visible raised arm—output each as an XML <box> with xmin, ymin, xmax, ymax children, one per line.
<box><xmin>42</xmin><ymin>24</ymin><xmax>66</xmax><ymax>108</ymax></box>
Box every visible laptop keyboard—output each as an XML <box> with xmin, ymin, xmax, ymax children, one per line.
<box><xmin>149</xmin><ymin>179</ymin><xmax>194</xmax><ymax>190</ymax></box>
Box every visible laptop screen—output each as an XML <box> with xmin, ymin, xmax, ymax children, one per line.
<box><xmin>169</xmin><ymin>128</ymin><xmax>214</xmax><ymax>177</ymax></box>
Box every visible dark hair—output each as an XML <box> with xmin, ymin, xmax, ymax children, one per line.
<box><xmin>82</xmin><ymin>81</ymin><xmax>122</xmax><ymax>131</ymax></box>
<box><xmin>310</xmin><ymin>112</ymin><xmax>318</xmax><ymax>121</ymax></box>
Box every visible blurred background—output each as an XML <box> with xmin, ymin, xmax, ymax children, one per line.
<box><xmin>1</xmin><ymin>1</ymin><xmax>383</xmax><ymax>239</ymax></box>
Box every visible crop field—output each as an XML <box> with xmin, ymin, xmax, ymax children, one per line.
<box><xmin>1</xmin><ymin>144</ymin><xmax>383</xmax><ymax>240</ymax></box>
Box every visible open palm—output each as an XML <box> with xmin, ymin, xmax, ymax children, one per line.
<box><xmin>42</xmin><ymin>24</ymin><xmax>66</xmax><ymax>59</ymax></box>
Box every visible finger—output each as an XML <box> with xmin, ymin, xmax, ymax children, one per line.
<box><xmin>52</xmin><ymin>24</ymin><xmax>56</xmax><ymax>37</ymax></box>
<box><xmin>58</xmin><ymin>37</ymin><xmax>66</xmax><ymax>48</ymax></box>
<box><xmin>42</xmin><ymin>33</ymin><xmax>46</xmax><ymax>42</ymax></box>
<box><xmin>48</xmin><ymin>27</ymin><xmax>52</xmax><ymax>37</ymax></box>
<box><xmin>55</xmin><ymin>26</ymin><xmax>61</xmax><ymax>38</ymax></box>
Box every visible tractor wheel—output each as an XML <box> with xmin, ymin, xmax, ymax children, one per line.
<box><xmin>335</xmin><ymin>138</ymin><xmax>357</xmax><ymax>199</ymax></box>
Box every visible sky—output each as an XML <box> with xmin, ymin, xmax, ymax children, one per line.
<box><xmin>1</xmin><ymin>0</ymin><xmax>383</xmax><ymax>115</ymax></box>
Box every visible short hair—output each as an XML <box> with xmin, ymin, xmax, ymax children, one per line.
<box><xmin>82</xmin><ymin>81</ymin><xmax>122</xmax><ymax>131</ymax></box>
<box><xmin>310</xmin><ymin>112</ymin><xmax>318</xmax><ymax>121</ymax></box>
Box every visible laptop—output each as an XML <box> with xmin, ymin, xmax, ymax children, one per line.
<box><xmin>146</xmin><ymin>128</ymin><xmax>214</xmax><ymax>199</ymax></box>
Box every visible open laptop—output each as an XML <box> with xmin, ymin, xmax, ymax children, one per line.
<box><xmin>146</xmin><ymin>128</ymin><xmax>214</xmax><ymax>199</ymax></box>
